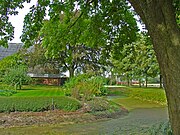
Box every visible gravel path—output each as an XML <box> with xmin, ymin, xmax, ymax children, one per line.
<box><xmin>54</xmin><ymin>107</ymin><xmax>168</xmax><ymax>135</ymax></box>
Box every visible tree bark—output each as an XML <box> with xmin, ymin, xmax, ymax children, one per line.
<box><xmin>139</xmin><ymin>79</ymin><xmax>142</xmax><ymax>87</ymax></box>
<box><xmin>69</xmin><ymin>68</ymin><xmax>75</xmax><ymax>78</ymax></box>
<box><xmin>145</xmin><ymin>75</ymin><xmax>148</xmax><ymax>88</ymax></box>
<box><xmin>160</xmin><ymin>74</ymin><xmax>163</xmax><ymax>88</ymax></box>
<box><xmin>128</xmin><ymin>0</ymin><xmax>180</xmax><ymax>134</ymax></box>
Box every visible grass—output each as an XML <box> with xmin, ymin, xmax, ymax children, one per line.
<box><xmin>0</xmin><ymin>84</ymin><xmax>79</xmax><ymax>112</ymax></box>
<box><xmin>108</xmin><ymin>87</ymin><xmax>167</xmax><ymax>110</ymax></box>
<box><xmin>13</xmin><ymin>85</ymin><xmax>64</xmax><ymax>97</ymax></box>
<box><xmin>0</xmin><ymin>125</ymin><xmax>68</xmax><ymax>135</ymax></box>
<box><xmin>128</xmin><ymin>87</ymin><xmax>167</xmax><ymax>105</ymax></box>
<box><xmin>112</xmin><ymin>97</ymin><xmax>165</xmax><ymax>110</ymax></box>
<box><xmin>0</xmin><ymin>83</ymin><xmax>65</xmax><ymax>97</ymax></box>
<box><xmin>0</xmin><ymin>84</ymin><xmax>169</xmax><ymax>134</ymax></box>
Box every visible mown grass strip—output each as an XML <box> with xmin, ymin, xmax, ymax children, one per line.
<box><xmin>12</xmin><ymin>85</ymin><xmax>65</xmax><ymax>97</ymax></box>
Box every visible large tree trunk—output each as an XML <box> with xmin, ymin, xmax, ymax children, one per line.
<box><xmin>129</xmin><ymin>0</ymin><xmax>180</xmax><ymax>134</ymax></box>
<box><xmin>69</xmin><ymin>68</ymin><xmax>75</xmax><ymax>78</ymax></box>
<box><xmin>160</xmin><ymin>74</ymin><xmax>163</xmax><ymax>88</ymax></box>
<box><xmin>145</xmin><ymin>75</ymin><xmax>148</xmax><ymax>88</ymax></box>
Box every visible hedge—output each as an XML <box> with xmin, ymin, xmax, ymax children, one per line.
<box><xmin>0</xmin><ymin>96</ymin><xmax>81</xmax><ymax>113</ymax></box>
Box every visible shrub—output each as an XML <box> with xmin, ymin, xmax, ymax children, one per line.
<box><xmin>63</xmin><ymin>74</ymin><xmax>108</xmax><ymax>101</ymax></box>
<box><xmin>0</xmin><ymin>96</ymin><xmax>81</xmax><ymax>112</ymax></box>
<box><xmin>87</xmin><ymin>97</ymin><xmax>120</xmax><ymax>113</ymax></box>
<box><xmin>88</xmin><ymin>98</ymin><xmax>111</xmax><ymax>112</ymax></box>
<box><xmin>3</xmin><ymin>65</ymin><xmax>32</xmax><ymax>90</ymax></box>
<box><xmin>148</xmin><ymin>121</ymin><xmax>173</xmax><ymax>135</ymax></box>
<box><xmin>0</xmin><ymin>90</ymin><xmax>17</xmax><ymax>96</ymax></box>
<box><xmin>85</xmin><ymin>97</ymin><xmax>126</xmax><ymax>118</ymax></box>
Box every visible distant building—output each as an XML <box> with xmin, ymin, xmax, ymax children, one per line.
<box><xmin>0</xmin><ymin>43</ymin><xmax>68</xmax><ymax>86</ymax></box>
<box><xmin>28</xmin><ymin>73</ymin><xmax>68</xmax><ymax>86</ymax></box>
<box><xmin>0</xmin><ymin>43</ymin><xmax>23</xmax><ymax>60</ymax></box>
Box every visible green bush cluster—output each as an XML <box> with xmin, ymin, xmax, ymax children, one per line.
<box><xmin>64</xmin><ymin>74</ymin><xmax>108</xmax><ymax>101</ymax></box>
<box><xmin>0</xmin><ymin>90</ymin><xmax>17</xmax><ymax>96</ymax></box>
<box><xmin>3</xmin><ymin>65</ymin><xmax>32</xmax><ymax>90</ymax></box>
<box><xmin>129</xmin><ymin>88</ymin><xmax>167</xmax><ymax>105</ymax></box>
<box><xmin>0</xmin><ymin>96</ymin><xmax>81</xmax><ymax>113</ymax></box>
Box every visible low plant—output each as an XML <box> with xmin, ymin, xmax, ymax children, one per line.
<box><xmin>63</xmin><ymin>74</ymin><xmax>108</xmax><ymax>101</ymax></box>
<box><xmin>0</xmin><ymin>96</ymin><xmax>81</xmax><ymax>112</ymax></box>
<box><xmin>86</xmin><ymin>97</ymin><xmax>126</xmax><ymax>118</ymax></box>
<box><xmin>3</xmin><ymin>65</ymin><xmax>32</xmax><ymax>90</ymax></box>
<box><xmin>0</xmin><ymin>90</ymin><xmax>17</xmax><ymax>96</ymax></box>
<box><xmin>148</xmin><ymin>121</ymin><xmax>173</xmax><ymax>135</ymax></box>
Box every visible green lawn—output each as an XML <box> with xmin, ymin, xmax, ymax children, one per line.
<box><xmin>0</xmin><ymin>83</ymin><xmax>167</xmax><ymax>111</ymax></box>
<box><xmin>13</xmin><ymin>85</ymin><xmax>65</xmax><ymax>97</ymax></box>
<box><xmin>0</xmin><ymin>85</ymin><xmax>80</xmax><ymax>112</ymax></box>
<box><xmin>108</xmin><ymin>87</ymin><xmax>167</xmax><ymax>110</ymax></box>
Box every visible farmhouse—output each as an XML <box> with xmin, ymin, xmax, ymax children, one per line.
<box><xmin>0</xmin><ymin>43</ymin><xmax>68</xmax><ymax>85</ymax></box>
<box><xmin>28</xmin><ymin>73</ymin><xmax>68</xmax><ymax>86</ymax></box>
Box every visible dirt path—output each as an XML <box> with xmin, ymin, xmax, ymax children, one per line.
<box><xmin>0</xmin><ymin>107</ymin><xmax>168</xmax><ymax>135</ymax></box>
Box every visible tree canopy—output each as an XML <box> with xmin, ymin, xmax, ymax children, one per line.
<box><xmin>111</xmin><ymin>33</ymin><xmax>160</xmax><ymax>86</ymax></box>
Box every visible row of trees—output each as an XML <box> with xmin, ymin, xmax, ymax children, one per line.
<box><xmin>111</xmin><ymin>33</ymin><xmax>161</xmax><ymax>87</ymax></box>
<box><xmin>0</xmin><ymin>32</ymin><xmax>159</xmax><ymax>89</ymax></box>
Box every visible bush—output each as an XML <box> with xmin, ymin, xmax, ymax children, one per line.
<box><xmin>0</xmin><ymin>90</ymin><xmax>17</xmax><ymax>96</ymax></box>
<box><xmin>87</xmin><ymin>98</ymin><xmax>120</xmax><ymax>112</ymax></box>
<box><xmin>0</xmin><ymin>96</ymin><xmax>81</xmax><ymax>112</ymax></box>
<box><xmin>85</xmin><ymin>97</ymin><xmax>126</xmax><ymax>118</ymax></box>
<box><xmin>3</xmin><ymin>65</ymin><xmax>32</xmax><ymax>90</ymax></box>
<box><xmin>63</xmin><ymin>74</ymin><xmax>108</xmax><ymax>101</ymax></box>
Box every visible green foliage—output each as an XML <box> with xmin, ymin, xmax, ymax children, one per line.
<box><xmin>0</xmin><ymin>52</ymin><xmax>27</xmax><ymax>83</ymax></box>
<box><xmin>40</xmin><ymin>17</ymin><xmax>109</xmax><ymax>77</ymax></box>
<box><xmin>0</xmin><ymin>0</ymin><xmax>31</xmax><ymax>46</ymax></box>
<box><xmin>148</xmin><ymin>121</ymin><xmax>173</xmax><ymax>135</ymax></box>
<box><xmin>64</xmin><ymin>74</ymin><xmax>108</xmax><ymax>100</ymax></box>
<box><xmin>0</xmin><ymin>96</ymin><xmax>81</xmax><ymax>112</ymax></box>
<box><xmin>19</xmin><ymin>0</ymin><xmax>138</xmax><ymax>77</ymax></box>
<box><xmin>0</xmin><ymin>90</ymin><xmax>17</xmax><ymax>96</ymax></box>
<box><xmin>3</xmin><ymin>65</ymin><xmax>32</xmax><ymax>90</ymax></box>
<box><xmin>25</xmin><ymin>44</ymin><xmax>60</xmax><ymax>74</ymax></box>
<box><xmin>0</xmin><ymin>82</ymin><xmax>14</xmax><ymax>90</ymax></box>
<box><xmin>111</xmin><ymin>33</ymin><xmax>160</xmax><ymax>85</ymax></box>
<box><xmin>0</xmin><ymin>54</ymin><xmax>21</xmax><ymax>74</ymax></box>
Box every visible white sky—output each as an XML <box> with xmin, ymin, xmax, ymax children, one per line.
<box><xmin>9</xmin><ymin>0</ymin><xmax>37</xmax><ymax>43</ymax></box>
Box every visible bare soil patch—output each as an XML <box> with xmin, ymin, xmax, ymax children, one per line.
<box><xmin>0</xmin><ymin>107</ymin><xmax>128</xmax><ymax>128</ymax></box>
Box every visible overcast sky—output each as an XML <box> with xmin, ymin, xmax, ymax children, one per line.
<box><xmin>9</xmin><ymin>1</ymin><xmax>37</xmax><ymax>43</ymax></box>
